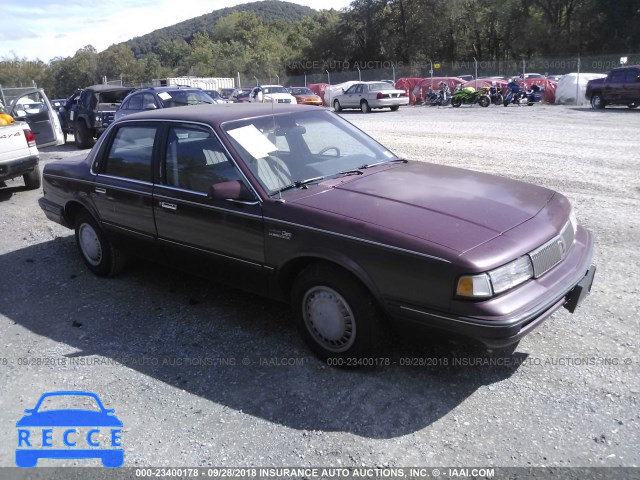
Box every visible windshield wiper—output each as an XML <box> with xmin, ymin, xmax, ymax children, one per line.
<box><xmin>273</xmin><ymin>170</ymin><xmax>363</xmax><ymax>196</ymax></box>
<box><xmin>273</xmin><ymin>176</ymin><xmax>327</xmax><ymax>195</ymax></box>
<box><xmin>359</xmin><ymin>158</ymin><xmax>408</xmax><ymax>169</ymax></box>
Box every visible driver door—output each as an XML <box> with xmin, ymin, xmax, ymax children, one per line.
<box><xmin>9</xmin><ymin>89</ymin><xmax>64</xmax><ymax>148</ymax></box>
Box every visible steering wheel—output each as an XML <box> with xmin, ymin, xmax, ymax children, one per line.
<box><xmin>318</xmin><ymin>146</ymin><xmax>340</xmax><ymax>157</ymax></box>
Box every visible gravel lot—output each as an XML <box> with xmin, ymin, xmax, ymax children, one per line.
<box><xmin>0</xmin><ymin>104</ymin><xmax>638</xmax><ymax>475</ymax></box>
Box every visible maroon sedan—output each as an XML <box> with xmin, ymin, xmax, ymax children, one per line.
<box><xmin>38</xmin><ymin>104</ymin><xmax>595</xmax><ymax>359</ymax></box>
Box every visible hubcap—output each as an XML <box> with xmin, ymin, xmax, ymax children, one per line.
<box><xmin>78</xmin><ymin>223</ymin><xmax>102</xmax><ymax>266</ymax></box>
<box><xmin>302</xmin><ymin>286</ymin><xmax>355</xmax><ymax>353</ymax></box>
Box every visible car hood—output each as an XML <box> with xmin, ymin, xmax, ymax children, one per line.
<box><xmin>16</xmin><ymin>410</ymin><xmax>123</xmax><ymax>427</ymax></box>
<box><xmin>295</xmin><ymin>94</ymin><xmax>322</xmax><ymax>101</ymax></box>
<box><xmin>292</xmin><ymin>162</ymin><xmax>555</xmax><ymax>254</ymax></box>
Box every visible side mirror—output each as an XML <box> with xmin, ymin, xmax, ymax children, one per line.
<box><xmin>209</xmin><ymin>180</ymin><xmax>253</xmax><ymax>201</ymax></box>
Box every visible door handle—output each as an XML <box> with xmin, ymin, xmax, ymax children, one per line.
<box><xmin>160</xmin><ymin>201</ymin><xmax>177</xmax><ymax>211</ymax></box>
<box><xmin>95</xmin><ymin>187</ymin><xmax>106</xmax><ymax>194</ymax></box>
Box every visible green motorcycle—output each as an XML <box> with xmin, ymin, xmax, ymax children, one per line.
<box><xmin>451</xmin><ymin>85</ymin><xmax>491</xmax><ymax>108</ymax></box>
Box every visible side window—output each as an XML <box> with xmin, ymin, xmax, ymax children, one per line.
<box><xmin>103</xmin><ymin>126</ymin><xmax>156</xmax><ymax>182</ymax></box>
<box><xmin>142</xmin><ymin>93</ymin><xmax>158</xmax><ymax>110</ymax></box>
<box><xmin>345</xmin><ymin>85</ymin><xmax>357</xmax><ymax>94</ymax></box>
<box><xmin>127</xmin><ymin>94</ymin><xmax>143</xmax><ymax>110</ymax></box>
<box><xmin>164</xmin><ymin>127</ymin><xmax>241</xmax><ymax>194</ymax></box>
<box><xmin>625</xmin><ymin>69</ymin><xmax>639</xmax><ymax>82</ymax></box>
<box><xmin>13</xmin><ymin>92</ymin><xmax>48</xmax><ymax>117</ymax></box>
<box><xmin>355</xmin><ymin>85</ymin><xmax>364</xmax><ymax>94</ymax></box>
<box><xmin>610</xmin><ymin>70</ymin><xmax>625</xmax><ymax>83</ymax></box>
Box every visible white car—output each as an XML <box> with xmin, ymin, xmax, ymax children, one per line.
<box><xmin>332</xmin><ymin>81</ymin><xmax>409</xmax><ymax>113</ymax></box>
<box><xmin>250</xmin><ymin>85</ymin><xmax>297</xmax><ymax>104</ymax></box>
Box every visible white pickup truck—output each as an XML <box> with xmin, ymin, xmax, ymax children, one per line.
<box><xmin>0</xmin><ymin>88</ymin><xmax>64</xmax><ymax>189</ymax></box>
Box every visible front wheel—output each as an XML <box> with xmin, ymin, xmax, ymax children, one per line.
<box><xmin>360</xmin><ymin>100</ymin><xmax>371</xmax><ymax>113</ymax></box>
<box><xmin>23</xmin><ymin>164</ymin><xmax>41</xmax><ymax>190</ymax></box>
<box><xmin>291</xmin><ymin>263</ymin><xmax>385</xmax><ymax>360</ymax></box>
<box><xmin>74</xmin><ymin>211</ymin><xmax>126</xmax><ymax>276</ymax></box>
<box><xmin>478</xmin><ymin>95</ymin><xmax>490</xmax><ymax>107</ymax></box>
<box><xmin>451</xmin><ymin>97</ymin><xmax>462</xmax><ymax>108</ymax></box>
<box><xmin>591</xmin><ymin>94</ymin><xmax>605</xmax><ymax>110</ymax></box>
<box><xmin>333</xmin><ymin>99</ymin><xmax>342</xmax><ymax>112</ymax></box>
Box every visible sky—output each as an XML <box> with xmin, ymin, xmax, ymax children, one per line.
<box><xmin>0</xmin><ymin>0</ymin><xmax>352</xmax><ymax>63</ymax></box>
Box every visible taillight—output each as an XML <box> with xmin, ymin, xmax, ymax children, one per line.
<box><xmin>376</xmin><ymin>92</ymin><xmax>384</xmax><ymax>100</ymax></box>
<box><xmin>400</xmin><ymin>92</ymin><xmax>408</xmax><ymax>97</ymax></box>
<box><xmin>24</xmin><ymin>128</ymin><xmax>36</xmax><ymax>147</ymax></box>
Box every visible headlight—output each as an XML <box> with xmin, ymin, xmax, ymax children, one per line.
<box><xmin>457</xmin><ymin>256</ymin><xmax>534</xmax><ymax>298</ymax></box>
<box><xmin>488</xmin><ymin>256</ymin><xmax>533</xmax><ymax>294</ymax></box>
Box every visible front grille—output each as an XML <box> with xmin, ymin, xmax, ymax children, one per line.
<box><xmin>529</xmin><ymin>221</ymin><xmax>575</xmax><ymax>278</ymax></box>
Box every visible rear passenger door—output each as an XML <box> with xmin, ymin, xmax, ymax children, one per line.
<box><xmin>153</xmin><ymin>124</ymin><xmax>267</xmax><ymax>293</ymax></box>
<box><xmin>623</xmin><ymin>68</ymin><xmax>640</xmax><ymax>104</ymax></box>
<box><xmin>91</xmin><ymin>123</ymin><xmax>158</xmax><ymax>248</ymax></box>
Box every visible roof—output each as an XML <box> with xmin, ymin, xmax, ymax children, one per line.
<box><xmin>85</xmin><ymin>84</ymin><xmax>134</xmax><ymax>92</ymax></box>
<box><xmin>122</xmin><ymin>103</ymin><xmax>318</xmax><ymax>125</ymax></box>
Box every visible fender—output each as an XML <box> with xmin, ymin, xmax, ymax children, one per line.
<box><xmin>275</xmin><ymin>248</ymin><xmax>385</xmax><ymax>310</ymax></box>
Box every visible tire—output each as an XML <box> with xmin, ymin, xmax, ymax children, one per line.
<box><xmin>74</xmin><ymin>211</ymin><xmax>126</xmax><ymax>277</ymax></box>
<box><xmin>590</xmin><ymin>94</ymin><xmax>605</xmax><ymax>110</ymax></box>
<box><xmin>291</xmin><ymin>262</ymin><xmax>385</xmax><ymax>361</ymax></box>
<box><xmin>478</xmin><ymin>95</ymin><xmax>490</xmax><ymax>107</ymax></box>
<box><xmin>629</xmin><ymin>103</ymin><xmax>638</xmax><ymax>109</ymax></box>
<box><xmin>23</xmin><ymin>164</ymin><xmax>41</xmax><ymax>190</ymax></box>
<box><xmin>451</xmin><ymin>97</ymin><xmax>462</xmax><ymax>108</ymax></box>
<box><xmin>494</xmin><ymin>94</ymin><xmax>504</xmax><ymax>105</ymax></box>
<box><xmin>62</xmin><ymin>131</ymin><xmax>68</xmax><ymax>144</ymax></box>
<box><xmin>74</xmin><ymin>121</ymin><xmax>94</xmax><ymax>149</ymax></box>
<box><xmin>390</xmin><ymin>105</ymin><xmax>399</xmax><ymax>111</ymax></box>
<box><xmin>333</xmin><ymin>99</ymin><xmax>342</xmax><ymax>112</ymax></box>
<box><xmin>360</xmin><ymin>100</ymin><xmax>371</xmax><ymax>113</ymax></box>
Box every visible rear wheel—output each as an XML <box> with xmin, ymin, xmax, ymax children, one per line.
<box><xmin>590</xmin><ymin>94</ymin><xmax>605</xmax><ymax>110</ymax></box>
<box><xmin>23</xmin><ymin>164</ymin><xmax>41</xmax><ymax>190</ymax></box>
<box><xmin>390</xmin><ymin>105</ymin><xmax>399</xmax><ymax>111</ymax></box>
<box><xmin>74</xmin><ymin>121</ymin><xmax>94</xmax><ymax>149</ymax></box>
<box><xmin>629</xmin><ymin>103</ymin><xmax>638</xmax><ymax>109</ymax></box>
<box><xmin>360</xmin><ymin>100</ymin><xmax>371</xmax><ymax>113</ymax></box>
<box><xmin>494</xmin><ymin>94</ymin><xmax>504</xmax><ymax>105</ymax></box>
<box><xmin>291</xmin><ymin>262</ymin><xmax>385</xmax><ymax>361</ymax></box>
<box><xmin>333</xmin><ymin>99</ymin><xmax>342</xmax><ymax>112</ymax></box>
<box><xmin>74</xmin><ymin>211</ymin><xmax>126</xmax><ymax>276</ymax></box>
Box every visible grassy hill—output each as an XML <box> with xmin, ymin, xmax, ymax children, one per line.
<box><xmin>125</xmin><ymin>0</ymin><xmax>316</xmax><ymax>57</ymax></box>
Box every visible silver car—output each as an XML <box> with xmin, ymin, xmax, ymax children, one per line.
<box><xmin>332</xmin><ymin>81</ymin><xmax>409</xmax><ymax>113</ymax></box>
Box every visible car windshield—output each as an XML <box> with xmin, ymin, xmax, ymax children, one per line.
<box><xmin>37</xmin><ymin>395</ymin><xmax>101</xmax><ymax>412</ymax></box>
<box><xmin>368</xmin><ymin>83</ymin><xmax>395</xmax><ymax>91</ymax></box>
<box><xmin>222</xmin><ymin>110</ymin><xmax>398</xmax><ymax>195</ymax></box>
<box><xmin>262</xmin><ymin>87</ymin><xmax>288</xmax><ymax>95</ymax></box>
<box><xmin>159</xmin><ymin>90</ymin><xmax>213</xmax><ymax>107</ymax></box>
<box><xmin>291</xmin><ymin>87</ymin><xmax>313</xmax><ymax>95</ymax></box>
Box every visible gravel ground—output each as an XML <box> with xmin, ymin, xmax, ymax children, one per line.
<box><xmin>0</xmin><ymin>104</ymin><xmax>638</xmax><ymax>475</ymax></box>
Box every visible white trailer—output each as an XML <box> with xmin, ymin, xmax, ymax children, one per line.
<box><xmin>153</xmin><ymin>77</ymin><xmax>235</xmax><ymax>92</ymax></box>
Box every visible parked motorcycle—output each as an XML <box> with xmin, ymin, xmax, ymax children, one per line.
<box><xmin>451</xmin><ymin>85</ymin><xmax>490</xmax><ymax>107</ymax></box>
<box><xmin>425</xmin><ymin>82</ymin><xmax>451</xmax><ymax>106</ymax></box>
<box><xmin>480</xmin><ymin>84</ymin><xmax>504</xmax><ymax>105</ymax></box>
<box><xmin>503</xmin><ymin>81</ymin><xmax>543</xmax><ymax>106</ymax></box>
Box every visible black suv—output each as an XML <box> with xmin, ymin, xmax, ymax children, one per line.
<box><xmin>60</xmin><ymin>85</ymin><xmax>133</xmax><ymax>149</ymax></box>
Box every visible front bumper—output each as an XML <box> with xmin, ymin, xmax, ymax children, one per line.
<box><xmin>388</xmin><ymin>227</ymin><xmax>595</xmax><ymax>347</ymax></box>
<box><xmin>0</xmin><ymin>156</ymin><xmax>38</xmax><ymax>181</ymax></box>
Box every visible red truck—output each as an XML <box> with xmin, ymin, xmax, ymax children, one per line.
<box><xmin>585</xmin><ymin>65</ymin><xmax>640</xmax><ymax>109</ymax></box>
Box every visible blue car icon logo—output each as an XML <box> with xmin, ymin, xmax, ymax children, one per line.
<box><xmin>16</xmin><ymin>391</ymin><xmax>123</xmax><ymax>468</ymax></box>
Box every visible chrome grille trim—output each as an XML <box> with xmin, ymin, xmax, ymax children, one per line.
<box><xmin>528</xmin><ymin>221</ymin><xmax>575</xmax><ymax>278</ymax></box>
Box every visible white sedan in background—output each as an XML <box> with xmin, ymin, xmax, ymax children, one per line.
<box><xmin>250</xmin><ymin>85</ymin><xmax>297</xmax><ymax>104</ymax></box>
<box><xmin>332</xmin><ymin>81</ymin><xmax>409</xmax><ymax>113</ymax></box>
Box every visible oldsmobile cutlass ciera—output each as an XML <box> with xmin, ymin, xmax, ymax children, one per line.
<box><xmin>39</xmin><ymin>104</ymin><xmax>596</xmax><ymax>359</ymax></box>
